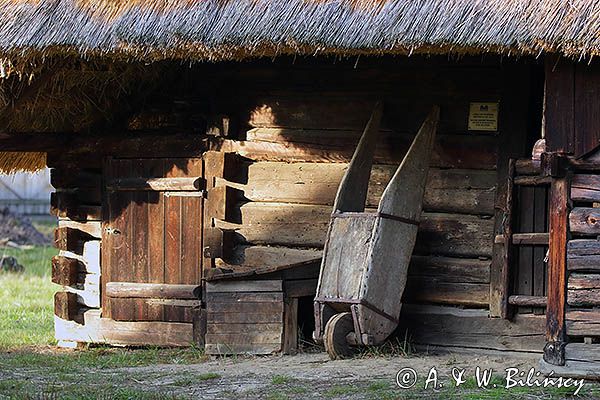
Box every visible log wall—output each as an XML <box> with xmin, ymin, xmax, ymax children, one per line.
<box><xmin>202</xmin><ymin>58</ymin><xmax>535</xmax><ymax>320</ymax></box>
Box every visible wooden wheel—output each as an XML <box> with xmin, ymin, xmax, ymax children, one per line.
<box><xmin>324</xmin><ymin>312</ymin><xmax>356</xmax><ymax>360</ymax></box>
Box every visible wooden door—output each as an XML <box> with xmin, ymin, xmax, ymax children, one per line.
<box><xmin>102</xmin><ymin>158</ymin><xmax>204</xmax><ymax>323</ymax></box>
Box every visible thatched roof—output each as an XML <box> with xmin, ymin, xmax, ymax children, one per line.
<box><xmin>0</xmin><ymin>0</ymin><xmax>599</xmax><ymax>66</ymax></box>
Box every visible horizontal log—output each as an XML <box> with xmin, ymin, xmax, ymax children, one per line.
<box><xmin>107</xmin><ymin>177</ymin><xmax>203</xmax><ymax>191</ymax></box>
<box><xmin>568</xmin><ymin>239</ymin><xmax>600</xmax><ymax>271</ymax></box>
<box><xmin>105</xmin><ymin>282</ymin><xmax>200</xmax><ymax>299</ymax></box>
<box><xmin>398</xmin><ymin>304</ymin><xmax>545</xmax><ymax>353</ymax></box>
<box><xmin>225</xmin><ymin>163</ymin><xmax>496</xmax><ymax>215</ymax></box>
<box><xmin>408</xmin><ymin>256</ymin><xmax>490</xmax><ymax>284</ymax></box>
<box><xmin>53</xmin><ymin>309</ymin><xmax>195</xmax><ymax>346</ymax></box>
<box><xmin>571</xmin><ymin>174</ymin><xmax>600</xmax><ymax>202</ymax></box>
<box><xmin>51</xmin><ymin>256</ymin><xmax>80</xmax><ymax>286</ymax></box>
<box><xmin>515</xmin><ymin>159</ymin><xmax>541</xmax><ymax>175</ymax></box>
<box><xmin>567</xmin><ymin>309</ymin><xmax>600</xmax><ymax>336</ymax></box>
<box><xmin>508</xmin><ymin>295</ymin><xmax>547</xmax><ymax>307</ymax></box>
<box><xmin>58</xmin><ymin>220</ymin><xmax>102</xmax><ymax>239</ymax></box>
<box><xmin>402</xmin><ymin>278</ymin><xmax>489</xmax><ymax>307</ymax></box>
<box><xmin>216</xmin><ymin>245</ymin><xmax>322</xmax><ymax>269</ymax></box>
<box><xmin>568</xmin><ymin>273</ymin><xmax>600</xmax><ymax>306</ymax></box>
<box><xmin>570</xmin><ymin>208</ymin><xmax>600</xmax><ymax>236</ymax></box>
<box><xmin>54</xmin><ymin>292</ymin><xmax>79</xmax><ymax>321</ymax></box>
<box><xmin>218</xmin><ymin>203</ymin><xmax>494</xmax><ymax>257</ymax></box>
<box><xmin>216</xmin><ymin>131</ymin><xmax>497</xmax><ymax>169</ymax></box>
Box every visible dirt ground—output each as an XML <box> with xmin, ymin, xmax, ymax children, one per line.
<box><xmin>4</xmin><ymin>349</ymin><xmax>593</xmax><ymax>400</ymax></box>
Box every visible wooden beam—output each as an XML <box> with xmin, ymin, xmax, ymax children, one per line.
<box><xmin>105</xmin><ymin>282</ymin><xmax>201</xmax><ymax>299</ymax></box>
<box><xmin>568</xmin><ymin>239</ymin><xmax>600</xmax><ymax>271</ymax></box>
<box><xmin>571</xmin><ymin>174</ymin><xmax>600</xmax><ymax>202</ymax></box>
<box><xmin>51</xmin><ymin>256</ymin><xmax>80</xmax><ymax>286</ymax></box>
<box><xmin>54</xmin><ymin>292</ymin><xmax>79</xmax><ymax>321</ymax></box>
<box><xmin>107</xmin><ymin>177</ymin><xmax>203</xmax><ymax>191</ymax></box>
<box><xmin>545</xmin><ymin>174</ymin><xmax>570</xmax><ymax>366</ymax></box>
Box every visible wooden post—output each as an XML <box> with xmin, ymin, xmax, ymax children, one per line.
<box><xmin>544</xmin><ymin>158</ymin><xmax>570</xmax><ymax>365</ymax></box>
<box><xmin>497</xmin><ymin>159</ymin><xmax>515</xmax><ymax>319</ymax></box>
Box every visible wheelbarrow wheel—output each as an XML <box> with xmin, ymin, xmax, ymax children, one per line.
<box><xmin>324</xmin><ymin>312</ymin><xmax>356</xmax><ymax>360</ymax></box>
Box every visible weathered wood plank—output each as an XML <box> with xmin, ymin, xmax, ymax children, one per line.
<box><xmin>398</xmin><ymin>305</ymin><xmax>545</xmax><ymax>353</ymax></box>
<box><xmin>283</xmin><ymin>297</ymin><xmax>298</xmax><ymax>354</ymax></box>
<box><xmin>408</xmin><ymin>256</ymin><xmax>490</xmax><ymax>284</ymax></box>
<box><xmin>206</xmin><ymin>323</ymin><xmax>282</xmax><ymax>334</ymax></box>
<box><xmin>570</xmin><ymin>207</ymin><xmax>600</xmax><ymax>235</ymax></box>
<box><xmin>284</xmin><ymin>279</ymin><xmax>318</xmax><ymax>298</ymax></box>
<box><xmin>98</xmin><ymin>318</ymin><xmax>194</xmax><ymax>347</ymax></box>
<box><xmin>207</xmin><ymin>292</ymin><xmax>284</xmax><ymax>303</ymax></box>
<box><xmin>205</xmin><ymin>343</ymin><xmax>280</xmax><ymax>355</ymax></box>
<box><xmin>207</xmin><ymin>302</ymin><xmax>283</xmax><ymax>314</ymax></box>
<box><xmin>206</xmin><ymin>280</ymin><xmax>282</xmax><ymax>293</ymax></box>
<box><xmin>205</xmin><ymin>332</ymin><xmax>282</xmax><ymax>345</ymax></box>
<box><xmin>215</xmin><ymin>245</ymin><xmax>322</xmax><ymax>269</ymax></box>
<box><xmin>207</xmin><ymin>312</ymin><xmax>283</xmax><ymax>324</ymax></box>
<box><xmin>105</xmin><ymin>282</ymin><xmax>200</xmax><ymax>299</ymax></box>
<box><xmin>402</xmin><ymin>278</ymin><xmax>489</xmax><ymax>307</ymax></box>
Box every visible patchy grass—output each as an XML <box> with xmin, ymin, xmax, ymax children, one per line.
<box><xmin>271</xmin><ymin>375</ymin><xmax>293</xmax><ymax>385</ymax></box>
<box><xmin>0</xmin><ymin>245</ymin><xmax>57</xmax><ymax>349</ymax></box>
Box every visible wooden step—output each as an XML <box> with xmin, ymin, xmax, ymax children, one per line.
<box><xmin>508</xmin><ymin>295</ymin><xmax>547</xmax><ymax>307</ymax></box>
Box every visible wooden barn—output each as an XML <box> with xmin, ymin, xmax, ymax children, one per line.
<box><xmin>2</xmin><ymin>0</ymin><xmax>600</xmax><ymax>377</ymax></box>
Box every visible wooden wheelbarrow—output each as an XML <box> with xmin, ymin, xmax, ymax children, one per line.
<box><xmin>313</xmin><ymin>103</ymin><xmax>440</xmax><ymax>359</ymax></box>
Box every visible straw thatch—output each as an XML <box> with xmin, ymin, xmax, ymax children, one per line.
<box><xmin>0</xmin><ymin>152</ymin><xmax>45</xmax><ymax>173</ymax></box>
<box><xmin>0</xmin><ymin>0</ymin><xmax>599</xmax><ymax>67</ymax></box>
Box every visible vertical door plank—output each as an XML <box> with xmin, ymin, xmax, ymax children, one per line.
<box><xmin>146</xmin><ymin>159</ymin><xmax>166</xmax><ymax>321</ymax></box>
<box><xmin>164</xmin><ymin>158</ymin><xmax>185</xmax><ymax>321</ymax></box>
<box><xmin>517</xmin><ymin>186</ymin><xmax>534</xmax><ymax>313</ymax></box>
<box><xmin>110</xmin><ymin>160</ymin><xmax>136</xmax><ymax>321</ymax></box>
<box><xmin>533</xmin><ymin>186</ymin><xmax>548</xmax><ymax>315</ymax></box>
<box><xmin>131</xmin><ymin>159</ymin><xmax>149</xmax><ymax>320</ymax></box>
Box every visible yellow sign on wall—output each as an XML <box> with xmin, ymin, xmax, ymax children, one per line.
<box><xmin>468</xmin><ymin>102</ymin><xmax>499</xmax><ymax>132</ymax></box>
